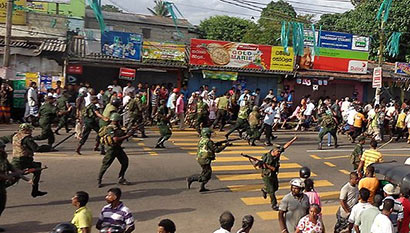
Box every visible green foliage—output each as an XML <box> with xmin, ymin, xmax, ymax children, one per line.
<box><xmin>199</xmin><ymin>16</ymin><xmax>256</xmax><ymax>42</ymax></box>
<box><xmin>147</xmin><ymin>0</ymin><xmax>170</xmax><ymax>17</ymax></box>
<box><xmin>101</xmin><ymin>4</ymin><xmax>122</xmax><ymax>13</ymax></box>
<box><xmin>318</xmin><ymin>0</ymin><xmax>410</xmax><ymax>62</ymax></box>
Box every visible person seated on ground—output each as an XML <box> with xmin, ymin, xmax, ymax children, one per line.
<box><xmin>157</xmin><ymin>219</ymin><xmax>176</xmax><ymax>233</ymax></box>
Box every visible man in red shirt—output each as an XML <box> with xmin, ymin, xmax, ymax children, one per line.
<box><xmin>398</xmin><ymin>188</ymin><xmax>410</xmax><ymax>233</ymax></box>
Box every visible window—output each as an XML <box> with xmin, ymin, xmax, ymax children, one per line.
<box><xmin>142</xmin><ymin>28</ymin><xmax>151</xmax><ymax>39</ymax></box>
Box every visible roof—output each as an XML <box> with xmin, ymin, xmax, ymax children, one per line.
<box><xmin>85</xmin><ymin>9</ymin><xmax>194</xmax><ymax>29</ymax></box>
<box><xmin>0</xmin><ymin>38</ymin><xmax>66</xmax><ymax>53</ymax></box>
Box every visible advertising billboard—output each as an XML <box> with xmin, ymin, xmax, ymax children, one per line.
<box><xmin>142</xmin><ymin>41</ymin><xmax>185</xmax><ymax>62</ymax></box>
<box><xmin>0</xmin><ymin>0</ymin><xmax>26</xmax><ymax>25</ymax></box>
<box><xmin>101</xmin><ymin>31</ymin><xmax>142</xmax><ymax>61</ymax></box>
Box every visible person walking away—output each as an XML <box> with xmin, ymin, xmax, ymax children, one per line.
<box><xmin>187</xmin><ymin>128</ymin><xmax>229</xmax><ymax>192</ymax></box>
<box><xmin>295</xmin><ymin>204</ymin><xmax>323</xmax><ymax>233</ymax></box>
<box><xmin>195</xmin><ymin>96</ymin><xmax>209</xmax><ymax>135</ymax></box>
<box><xmin>33</xmin><ymin>95</ymin><xmax>57</xmax><ymax>147</ymax></box>
<box><xmin>358</xmin><ymin>165</ymin><xmax>379</xmax><ymax>204</ymax></box>
<box><xmin>212</xmin><ymin>92</ymin><xmax>230</xmax><ymax>131</ymax></box>
<box><xmin>55</xmin><ymin>91</ymin><xmax>73</xmax><ymax>135</ymax></box>
<box><xmin>351</xmin><ymin>136</ymin><xmax>366</xmax><ymax>171</ymax></box>
<box><xmin>71</xmin><ymin>191</ymin><xmax>92</xmax><ymax>233</ymax></box>
<box><xmin>395</xmin><ymin>108</ymin><xmax>408</xmax><ymax>142</ymax></box>
<box><xmin>350</xmin><ymin>107</ymin><xmax>366</xmax><ymax>143</ymax></box>
<box><xmin>26</xmin><ymin>81</ymin><xmax>39</xmax><ymax>124</ymax></box>
<box><xmin>382</xmin><ymin>184</ymin><xmax>404</xmax><ymax>233</ymax></box>
<box><xmin>96</xmin><ymin>188</ymin><xmax>135</xmax><ymax>233</ymax></box>
<box><xmin>157</xmin><ymin>219</ymin><xmax>176</xmax><ymax>233</ymax></box>
<box><xmin>176</xmin><ymin>93</ymin><xmax>185</xmax><ymax>130</ymax></box>
<box><xmin>370</xmin><ymin>199</ymin><xmax>395</xmax><ymax>233</ymax></box>
<box><xmin>97</xmin><ymin>113</ymin><xmax>133</xmax><ymax>188</ymax></box>
<box><xmin>354</xmin><ymin>195</ymin><xmax>383</xmax><ymax>233</ymax></box>
<box><xmin>304</xmin><ymin>179</ymin><xmax>321</xmax><ymax>207</ymax></box>
<box><xmin>334</xmin><ymin>172</ymin><xmax>359</xmax><ymax>233</ymax></box>
<box><xmin>213</xmin><ymin>211</ymin><xmax>235</xmax><ymax>233</ymax></box>
<box><xmin>247</xmin><ymin>106</ymin><xmax>261</xmax><ymax>146</ymax></box>
<box><xmin>261</xmin><ymin>101</ymin><xmax>277</xmax><ymax>146</ymax></box>
<box><xmin>357</xmin><ymin>140</ymin><xmax>383</xmax><ymax>178</ymax></box>
<box><xmin>317</xmin><ymin>109</ymin><xmax>338</xmax><ymax>150</ymax></box>
<box><xmin>155</xmin><ymin>100</ymin><xmax>172</xmax><ymax>148</ymax></box>
<box><xmin>278</xmin><ymin>178</ymin><xmax>310</xmax><ymax>233</ymax></box>
<box><xmin>348</xmin><ymin>188</ymin><xmax>372</xmax><ymax>233</ymax></box>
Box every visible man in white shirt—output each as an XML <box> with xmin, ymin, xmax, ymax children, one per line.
<box><xmin>302</xmin><ymin>100</ymin><xmax>316</xmax><ymax>129</ymax></box>
<box><xmin>348</xmin><ymin>188</ymin><xmax>373</xmax><ymax>233</ymax></box>
<box><xmin>111</xmin><ymin>79</ymin><xmax>122</xmax><ymax>96</ymax></box>
<box><xmin>262</xmin><ymin>101</ymin><xmax>277</xmax><ymax>146</ymax></box>
<box><xmin>371</xmin><ymin>199</ymin><xmax>394</xmax><ymax>233</ymax></box>
<box><xmin>341</xmin><ymin>97</ymin><xmax>351</xmax><ymax>116</ymax></box>
<box><xmin>123</xmin><ymin>81</ymin><xmax>135</xmax><ymax>97</ymax></box>
<box><xmin>26</xmin><ymin>81</ymin><xmax>39</xmax><ymax>120</ymax></box>
<box><xmin>213</xmin><ymin>211</ymin><xmax>235</xmax><ymax>233</ymax></box>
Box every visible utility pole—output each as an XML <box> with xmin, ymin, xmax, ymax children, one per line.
<box><xmin>375</xmin><ymin>13</ymin><xmax>385</xmax><ymax>105</ymax></box>
<box><xmin>3</xmin><ymin>0</ymin><xmax>13</xmax><ymax>72</ymax></box>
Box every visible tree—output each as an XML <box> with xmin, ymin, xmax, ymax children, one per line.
<box><xmin>199</xmin><ymin>16</ymin><xmax>256</xmax><ymax>42</ymax></box>
<box><xmin>318</xmin><ymin>0</ymin><xmax>410</xmax><ymax>62</ymax></box>
<box><xmin>147</xmin><ymin>0</ymin><xmax>170</xmax><ymax>17</ymax></box>
<box><xmin>351</xmin><ymin>0</ymin><xmax>362</xmax><ymax>6</ymax></box>
<box><xmin>101</xmin><ymin>4</ymin><xmax>122</xmax><ymax>12</ymax></box>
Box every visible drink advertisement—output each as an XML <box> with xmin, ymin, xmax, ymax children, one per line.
<box><xmin>101</xmin><ymin>31</ymin><xmax>142</xmax><ymax>61</ymax></box>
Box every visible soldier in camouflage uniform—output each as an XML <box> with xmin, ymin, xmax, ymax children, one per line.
<box><xmin>225</xmin><ymin>95</ymin><xmax>250</xmax><ymax>139</ymax></box>
<box><xmin>33</xmin><ymin>95</ymin><xmax>57</xmax><ymax>147</ymax></box>
<box><xmin>126</xmin><ymin>94</ymin><xmax>147</xmax><ymax>138</ymax></box>
<box><xmin>259</xmin><ymin>144</ymin><xmax>283</xmax><ymax>210</ymax></box>
<box><xmin>76</xmin><ymin>96</ymin><xmax>109</xmax><ymax>155</ymax></box>
<box><xmin>12</xmin><ymin>123</ymin><xmax>49</xmax><ymax>197</ymax></box>
<box><xmin>318</xmin><ymin>110</ymin><xmax>338</xmax><ymax>150</ymax></box>
<box><xmin>247</xmin><ymin>106</ymin><xmax>261</xmax><ymax>146</ymax></box>
<box><xmin>98</xmin><ymin>113</ymin><xmax>133</xmax><ymax>188</ymax></box>
<box><xmin>155</xmin><ymin>100</ymin><xmax>172</xmax><ymax>148</ymax></box>
<box><xmin>195</xmin><ymin>96</ymin><xmax>209</xmax><ymax>135</ymax></box>
<box><xmin>54</xmin><ymin>91</ymin><xmax>72</xmax><ymax>135</ymax></box>
<box><xmin>187</xmin><ymin>128</ymin><xmax>228</xmax><ymax>192</ymax></box>
<box><xmin>98</xmin><ymin>98</ymin><xmax>121</xmax><ymax>155</ymax></box>
<box><xmin>350</xmin><ymin>135</ymin><xmax>365</xmax><ymax>170</ymax></box>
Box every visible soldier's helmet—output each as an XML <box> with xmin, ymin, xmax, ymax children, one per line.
<box><xmin>252</xmin><ymin>106</ymin><xmax>259</xmax><ymax>111</ymax></box>
<box><xmin>299</xmin><ymin>166</ymin><xmax>311</xmax><ymax>179</ymax></box>
<box><xmin>50</xmin><ymin>222</ymin><xmax>77</xmax><ymax>233</ymax></box>
<box><xmin>201</xmin><ymin>128</ymin><xmax>212</xmax><ymax>137</ymax></box>
<box><xmin>19</xmin><ymin>123</ymin><xmax>34</xmax><ymax>131</ymax></box>
<box><xmin>110</xmin><ymin>113</ymin><xmax>121</xmax><ymax>121</ymax></box>
<box><xmin>111</xmin><ymin>98</ymin><xmax>121</xmax><ymax>107</ymax></box>
<box><xmin>272</xmin><ymin>144</ymin><xmax>284</xmax><ymax>153</ymax></box>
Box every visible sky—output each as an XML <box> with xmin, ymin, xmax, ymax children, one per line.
<box><xmin>101</xmin><ymin>0</ymin><xmax>354</xmax><ymax>24</ymax></box>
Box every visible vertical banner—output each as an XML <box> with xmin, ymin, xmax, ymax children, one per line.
<box><xmin>372</xmin><ymin>67</ymin><xmax>382</xmax><ymax>88</ymax></box>
<box><xmin>39</xmin><ymin>75</ymin><xmax>52</xmax><ymax>94</ymax></box>
<box><xmin>12</xmin><ymin>73</ymin><xmax>26</xmax><ymax>108</ymax></box>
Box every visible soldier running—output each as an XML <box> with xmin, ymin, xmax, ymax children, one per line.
<box><xmin>186</xmin><ymin>128</ymin><xmax>229</xmax><ymax>192</ymax></box>
<box><xmin>247</xmin><ymin>106</ymin><xmax>261</xmax><ymax>146</ymax></box>
<box><xmin>318</xmin><ymin>109</ymin><xmax>338</xmax><ymax>150</ymax></box>
<box><xmin>98</xmin><ymin>113</ymin><xmax>133</xmax><ymax>188</ymax></box>
<box><xmin>54</xmin><ymin>91</ymin><xmax>72</xmax><ymax>135</ymax></box>
<box><xmin>126</xmin><ymin>94</ymin><xmax>147</xmax><ymax>138</ymax></box>
<box><xmin>225</xmin><ymin>95</ymin><xmax>250</xmax><ymax>139</ymax></box>
<box><xmin>76</xmin><ymin>96</ymin><xmax>108</xmax><ymax>155</ymax></box>
<box><xmin>33</xmin><ymin>95</ymin><xmax>57</xmax><ymax>147</ymax></box>
<box><xmin>260</xmin><ymin>144</ymin><xmax>283</xmax><ymax>211</ymax></box>
<box><xmin>155</xmin><ymin>100</ymin><xmax>172</xmax><ymax>148</ymax></box>
<box><xmin>195</xmin><ymin>96</ymin><xmax>209</xmax><ymax>135</ymax></box>
<box><xmin>98</xmin><ymin>98</ymin><xmax>121</xmax><ymax>155</ymax></box>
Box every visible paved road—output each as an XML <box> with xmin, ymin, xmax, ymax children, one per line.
<box><xmin>1</xmin><ymin>124</ymin><xmax>409</xmax><ymax>233</ymax></box>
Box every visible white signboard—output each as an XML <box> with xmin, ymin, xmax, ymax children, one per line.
<box><xmin>372</xmin><ymin>67</ymin><xmax>382</xmax><ymax>88</ymax></box>
<box><xmin>348</xmin><ymin>60</ymin><xmax>368</xmax><ymax>74</ymax></box>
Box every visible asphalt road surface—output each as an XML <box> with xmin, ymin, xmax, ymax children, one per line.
<box><xmin>1</xmin><ymin>124</ymin><xmax>409</xmax><ymax>233</ymax></box>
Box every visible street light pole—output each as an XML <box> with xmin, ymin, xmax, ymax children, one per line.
<box><xmin>375</xmin><ymin>13</ymin><xmax>385</xmax><ymax>105</ymax></box>
<box><xmin>3</xmin><ymin>0</ymin><xmax>13</xmax><ymax>71</ymax></box>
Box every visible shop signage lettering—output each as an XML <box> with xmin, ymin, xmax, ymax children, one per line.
<box><xmin>372</xmin><ymin>67</ymin><xmax>382</xmax><ymax>88</ymax></box>
<box><xmin>67</xmin><ymin>64</ymin><xmax>83</xmax><ymax>74</ymax></box>
<box><xmin>142</xmin><ymin>41</ymin><xmax>185</xmax><ymax>62</ymax></box>
<box><xmin>119</xmin><ymin>67</ymin><xmax>136</xmax><ymax>81</ymax></box>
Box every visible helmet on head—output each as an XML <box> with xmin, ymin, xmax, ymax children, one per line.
<box><xmin>299</xmin><ymin>166</ymin><xmax>311</xmax><ymax>179</ymax></box>
<box><xmin>252</xmin><ymin>106</ymin><xmax>259</xmax><ymax>111</ymax></box>
<box><xmin>290</xmin><ymin>178</ymin><xmax>303</xmax><ymax>188</ymax></box>
<box><xmin>50</xmin><ymin>222</ymin><xmax>77</xmax><ymax>233</ymax></box>
<box><xmin>110</xmin><ymin>113</ymin><xmax>121</xmax><ymax>121</ymax></box>
<box><xmin>201</xmin><ymin>128</ymin><xmax>212</xmax><ymax>137</ymax></box>
<box><xmin>272</xmin><ymin>144</ymin><xmax>284</xmax><ymax>153</ymax></box>
<box><xmin>111</xmin><ymin>98</ymin><xmax>121</xmax><ymax>107</ymax></box>
<box><xmin>19</xmin><ymin>123</ymin><xmax>34</xmax><ymax>131</ymax></box>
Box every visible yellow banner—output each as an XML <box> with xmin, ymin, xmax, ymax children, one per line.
<box><xmin>25</xmin><ymin>72</ymin><xmax>39</xmax><ymax>87</ymax></box>
<box><xmin>143</xmin><ymin>41</ymin><xmax>185</xmax><ymax>62</ymax></box>
<box><xmin>0</xmin><ymin>0</ymin><xmax>27</xmax><ymax>25</ymax></box>
<box><xmin>270</xmin><ymin>46</ymin><xmax>294</xmax><ymax>72</ymax></box>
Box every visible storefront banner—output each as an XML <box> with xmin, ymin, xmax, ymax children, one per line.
<box><xmin>142</xmin><ymin>41</ymin><xmax>185</xmax><ymax>62</ymax></box>
<box><xmin>304</xmin><ymin>30</ymin><xmax>370</xmax><ymax>52</ymax></box>
<box><xmin>298</xmin><ymin>47</ymin><xmax>368</xmax><ymax>74</ymax></box>
<box><xmin>270</xmin><ymin>47</ymin><xmax>294</xmax><ymax>72</ymax></box>
<box><xmin>0</xmin><ymin>0</ymin><xmax>26</xmax><ymax>25</ymax></box>
<box><xmin>39</xmin><ymin>75</ymin><xmax>52</xmax><ymax>94</ymax></box>
<box><xmin>25</xmin><ymin>72</ymin><xmax>39</xmax><ymax>87</ymax></box>
<box><xmin>101</xmin><ymin>31</ymin><xmax>142</xmax><ymax>60</ymax></box>
<box><xmin>67</xmin><ymin>64</ymin><xmax>83</xmax><ymax>74</ymax></box>
<box><xmin>190</xmin><ymin>39</ymin><xmax>272</xmax><ymax>70</ymax></box>
<box><xmin>12</xmin><ymin>73</ymin><xmax>26</xmax><ymax>108</ymax></box>
<box><xmin>395</xmin><ymin>62</ymin><xmax>410</xmax><ymax>75</ymax></box>
<box><xmin>52</xmin><ymin>76</ymin><xmax>65</xmax><ymax>89</ymax></box>
<box><xmin>202</xmin><ymin>70</ymin><xmax>238</xmax><ymax>81</ymax></box>
<box><xmin>119</xmin><ymin>67</ymin><xmax>136</xmax><ymax>81</ymax></box>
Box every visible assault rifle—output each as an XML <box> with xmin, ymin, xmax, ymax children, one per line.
<box><xmin>52</xmin><ymin>132</ymin><xmax>76</xmax><ymax>150</ymax></box>
<box><xmin>241</xmin><ymin>153</ymin><xmax>276</xmax><ymax>171</ymax></box>
<box><xmin>215</xmin><ymin>138</ymin><xmax>242</xmax><ymax>146</ymax></box>
<box><xmin>8</xmin><ymin>166</ymin><xmax>48</xmax><ymax>182</ymax></box>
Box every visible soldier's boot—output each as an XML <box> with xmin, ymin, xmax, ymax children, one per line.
<box><xmin>31</xmin><ymin>184</ymin><xmax>47</xmax><ymax>198</ymax></box>
<box><xmin>100</xmin><ymin>145</ymin><xmax>106</xmax><ymax>155</ymax></box>
<box><xmin>97</xmin><ymin>179</ymin><xmax>102</xmax><ymax>188</ymax></box>
<box><xmin>199</xmin><ymin>182</ymin><xmax>210</xmax><ymax>192</ymax></box>
<box><xmin>186</xmin><ymin>176</ymin><xmax>197</xmax><ymax>189</ymax></box>
<box><xmin>155</xmin><ymin>137</ymin><xmax>163</xmax><ymax>148</ymax></box>
<box><xmin>271</xmin><ymin>204</ymin><xmax>279</xmax><ymax>211</ymax></box>
<box><xmin>251</xmin><ymin>139</ymin><xmax>257</xmax><ymax>146</ymax></box>
<box><xmin>318</xmin><ymin>142</ymin><xmax>323</xmax><ymax>150</ymax></box>
<box><xmin>118</xmin><ymin>177</ymin><xmax>131</xmax><ymax>185</ymax></box>
<box><xmin>261</xmin><ymin>188</ymin><xmax>267</xmax><ymax>199</ymax></box>
<box><xmin>94</xmin><ymin>142</ymin><xmax>100</xmax><ymax>151</ymax></box>
<box><xmin>334</xmin><ymin>138</ymin><xmax>339</xmax><ymax>148</ymax></box>
<box><xmin>54</xmin><ymin>127</ymin><xmax>61</xmax><ymax>135</ymax></box>
<box><xmin>141</xmin><ymin>130</ymin><xmax>148</xmax><ymax>138</ymax></box>
<box><xmin>76</xmin><ymin>144</ymin><xmax>83</xmax><ymax>155</ymax></box>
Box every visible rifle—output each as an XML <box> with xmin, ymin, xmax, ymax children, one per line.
<box><xmin>8</xmin><ymin>166</ymin><xmax>48</xmax><ymax>182</ymax></box>
<box><xmin>52</xmin><ymin>132</ymin><xmax>76</xmax><ymax>150</ymax></box>
<box><xmin>215</xmin><ymin>138</ymin><xmax>242</xmax><ymax>146</ymax></box>
<box><xmin>241</xmin><ymin>153</ymin><xmax>276</xmax><ymax>171</ymax></box>
<box><xmin>282</xmin><ymin>136</ymin><xmax>298</xmax><ymax>151</ymax></box>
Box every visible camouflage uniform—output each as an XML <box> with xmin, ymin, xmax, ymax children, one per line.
<box><xmin>261</xmin><ymin>148</ymin><xmax>281</xmax><ymax>208</ymax></box>
<box><xmin>225</xmin><ymin>100</ymin><xmax>250</xmax><ymax>139</ymax></box>
<box><xmin>33</xmin><ymin>100</ymin><xmax>57</xmax><ymax>146</ymax></box>
<box><xmin>247</xmin><ymin>106</ymin><xmax>261</xmax><ymax>146</ymax></box>
<box><xmin>55</xmin><ymin>94</ymin><xmax>71</xmax><ymax>134</ymax></box>
<box><xmin>318</xmin><ymin>112</ymin><xmax>338</xmax><ymax>149</ymax></box>
<box><xmin>156</xmin><ymin>104</ymin><xmax>172</xmax><ymax>148</ymax></box>
<box><xmin>195</xmin><ymin>99</ymin><xmax>209</xmax><ymax>134</ymax></box>
<box><xmin>127</xmin><ymin>96</ymin><xmax>146</xmax><ymax>137</ymax></box>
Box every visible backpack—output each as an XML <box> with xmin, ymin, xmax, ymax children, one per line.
<box><xmin>98</xmin><ymin>126</ymin><xmax>114</xmax><ymax>146</ymax></box>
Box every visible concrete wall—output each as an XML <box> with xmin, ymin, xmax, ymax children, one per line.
<box><xmin>0</xmin><ymin>55</ymin><xmax>62</xmax><ymax>75</ymax></box>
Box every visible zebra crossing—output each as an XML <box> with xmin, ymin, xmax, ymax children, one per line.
<box><xmin>167</xmin><ymin>128</ymin><xmax>341</xmax><ymax>221</ymax></box>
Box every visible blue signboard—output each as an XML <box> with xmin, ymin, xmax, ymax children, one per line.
<box><xmin>101</xmin><ymin>31</ymin><xmax>142</xmax><ymax>60</ymax></box>
<box><xmin>319</xmin><ymin>31</ymin><xmax>353</xmax><ymax>50</ymax></box>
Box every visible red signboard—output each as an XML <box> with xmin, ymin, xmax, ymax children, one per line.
<box><xmin>67</xmin><ymin>64</ymin><xmax>83</xmax><ymax>74</ymax></box>
<box><xmin>190</xmin><ymin>38</ymin><xmax>272</xmax><ymax>70</ymax></box>
<box><xmin>119</xmin><ymin>67</ymin><xmax>136</xmax><ymax>81</ymax></box>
